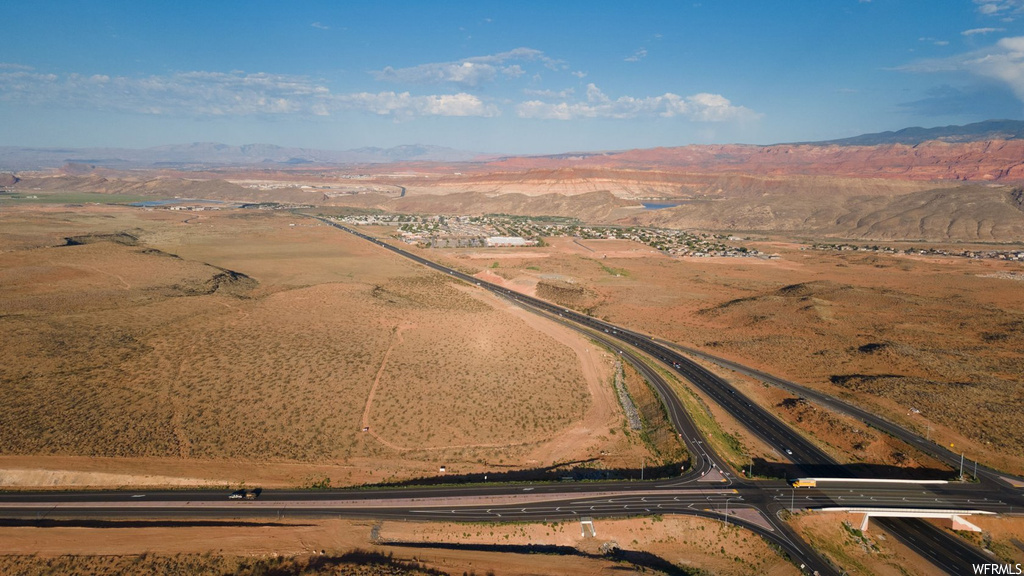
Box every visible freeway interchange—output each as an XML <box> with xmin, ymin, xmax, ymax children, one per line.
<box><xmin>4</xmin><ymin>217</ymin><xmax>1022</xmax><ymax>576</ymax></box>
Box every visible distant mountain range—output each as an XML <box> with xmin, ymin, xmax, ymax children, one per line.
<box><xmin>2</xmin><ymin>120</ymin><xmax>1024</xmax><ymax>171</ymax></box>
<box><xmin>0</xmin><ymin>142</ymin><xmax>483</xmax><ymax>170</ymax></box>
<box><xmin>794</xmin><ymin>119</ymin><xmax>1024</xmax><ymax>146</ymax></box>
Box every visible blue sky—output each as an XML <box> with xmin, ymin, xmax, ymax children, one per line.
<box><xmin>2</xmin><ymin>1</ymin><xmax>1023</xmax><ymax>154</ymax></box>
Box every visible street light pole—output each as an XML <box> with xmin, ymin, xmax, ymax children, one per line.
<box><xmin>725</xmin><ymin>497</ymin><xmax>738</xmax><ymax>525</ymax></box>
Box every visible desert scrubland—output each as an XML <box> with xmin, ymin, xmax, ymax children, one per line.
<box><xmin>2</xmin><ymin>144</ymin><xmax>1023</xmax><ymax>574</ymax></box>
<box><xmin>0</xmin><ymin>203</ymin><xmax>659</xmax><ymax>487</ymax></box>
<box><xmin>793</xmin><ymin>512</ymin><xmax>1024</xmax><ymax>575</ymax></box>
<box><xmin>424</xmin><ymin>234</ymin><xmax>1024</xmax><ymax>475</ymax></box>
<box><xmin>0</xmin><ymin>514</ymin><xmax>800</xmax><ymax>576</ymax></box>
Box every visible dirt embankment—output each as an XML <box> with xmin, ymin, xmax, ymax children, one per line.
<box><xmin>0</xmin><ymin>515</ymin><xmax>800</xmax><ymax>576</ymax></box>
<box><xmin>535</xmin><ymin>279</ymin><xmax>601</xmax><ymax>312</ymax></box>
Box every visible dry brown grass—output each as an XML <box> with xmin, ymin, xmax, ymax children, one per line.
<box><xmin>427</xmin><ymin>235</ymin><xmax>1024</xmax><ymax>473</ymax></box>
<box><xmin>0</xmin><ymin>551</ymin><xmax>445</xmax><ymax>576</ymax></box>
<box><xmin>621</xmin><ymin>361</ymin><xmax>687</xmax><ymax>467</ymax></box>
<box><xmin>370</xmin><ymin>311</ymin><xmax>590</xmax><ymax>450</ymax></box>
<box><xmin>0</xmin><ymin>513</ymin><xmax>798</xmax><ymax>576</ymax></box>
<box><xmin>381</xmin><ymin>516</ymin><xmax>798</xmax><ymax>576</ymax></box>
<box><xmin>0</xmin><ymin>205</ymin><xmax>652</xmax><ymax>486</ymax></box>
<box><xmin>791</xmin><ymin>512</ymin><xmax>939</xmax><ymax>576</ymax></box>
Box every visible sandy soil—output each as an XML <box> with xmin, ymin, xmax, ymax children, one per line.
<box><xmin>0</xmin><ymin>515</ymin><xmax>799</xmax><ymax>576</ymax></box>
<box><xmin>472</xmin><ymin>269</ymin><xmax>541</xmax><ymax>300</ymax></box>
<box><xmin>426</xmin><ymin>232</ymin><xmax>1024</xmax><ymax>475</ymax></box>
<box><xmin>0</xmin><ymin>468</ymin><xmax>228</xmax><ymax>488</ymax></box>
<box><xmin>958</xmin><ymin>515</ymin><xmax>1024</xmax><ymax>565</ymax></box>
<box><xmin>488</xmin><ymin>289</ymin><xmax>625</xmax><ymax>465</ymax></box>
<box><xmin>0</xmin><ymin>204</ymin><xmax>661</xmax><ymax>488</ymax></box>
<box><xmin>687</xmin><ymin>354</ymin><xmax>951</xmax><ymax>477</ymax></box>
<box><xmin>793</xmin><ymin>511</ymin><xmax>943</xmax><ymax>576</ymax></box>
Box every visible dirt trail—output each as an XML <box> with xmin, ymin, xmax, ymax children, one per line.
<box><xmin>451</xmin><ymin>284</ymin><xmax>618</xmax><ymax>462</ymax></box>
<box><xmin>362</xmin><ymin>323</ymin><xmax>415</xmax><ymax>451</ymax></box>
<box><xmin>362</xmin><ymin>285</ymin><xmax>615</xmax><ymax>456</ymax></box>
<box><xmin>81</xmin><ymin>264</ymin><xmax>132</xmax><ymax>290</ymax></box>
<box><xmin>169</xmin><ymin>343</ymin><xmax>196</xmax><ymax>458</ymax></box>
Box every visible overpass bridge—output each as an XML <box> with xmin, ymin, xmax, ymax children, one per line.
<box><xmin>819</xmin><ymin>507</ymin><xmax>995</xmax><ymax>532</ymax></box>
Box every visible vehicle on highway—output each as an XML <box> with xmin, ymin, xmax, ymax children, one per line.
<box><xmin>229</xmin><ymin>489</ymin><xmax>259</xmax><ymax>500</ymax></box>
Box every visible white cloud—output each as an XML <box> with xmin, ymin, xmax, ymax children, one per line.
<box><xmin>586</xmin><ymin>83</ymin><xmax>610</xmax><ymax>104</ymax></box>
<box><xmin>0</xmin><ymin>69</ymin><xmax>499</xmax><ymax>118</ymax></box>
<box><xmin>523</xmin><ymin>88</ymin><xmax>575</xmax><ymax>99</ymax></box>
<box><xmin>624</xmin><ymin>48</ymin><xmax>648</xmax><ymax>62</ymax></box>
<box><xmin>337</xmin><ymin>91</ymin><xmax>499</xmax><ymax>118</ymax></box>
<box><xmin>375</xmin><ymin>61</ymin><xmax>499</xmax><ymax>87</ymax></box>
<box><xmin>515</xmin><ymin>83</ymin><xmax>759</xmax><ymax>122</ymax></box>
<box><xmin>900</xmin><ymin>36</ymin><xmax>1024</xmax><ymax>102</ymax></box>
<box><xmin>963</xmin><ymin>27</ymin><xmax>1005</xmax><ymax>35</ymax></box>
<box><xmin>372</xmin><ymin>48</ymin><xmax>565</xmax><ymax>88</ymax></box>
<box><xmin>501</xmin><ymin>65</ymin><xmax>525</xmax><ymax>78</ymax></box>
<box><xmin>974</xmin><ymin>0</ymin><xmax>1024</xmax><ymax>17</ymax></box>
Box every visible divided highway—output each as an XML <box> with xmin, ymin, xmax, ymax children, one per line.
<box><xmin>3</xmin><ymin>217</ymin><xmax>1018</xmax><ymax>576</ymax></box>
<box><xmin>320</xmin><ymin>218</ymin><xmax>829</xmax><ymax>472</ymax></box>
<box><xmin>661</xmin><ymin>341</ymin><xmax>1023</xmax><ymax>490</ymax></box>
<box><xmin>313</xmin><ymin>218</ymin><xmax>1016</xmax><ymax>574</ymax></box>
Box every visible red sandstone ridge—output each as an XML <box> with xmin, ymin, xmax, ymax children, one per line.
<box><xmin>483</xmin><ymin>139</ymin><xmax>1024</xmax><ymax>182</ymax></box>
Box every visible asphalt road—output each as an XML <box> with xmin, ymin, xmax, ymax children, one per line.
<box><xmin>2</xmin><ymin>478</ymin><xmax>1014</xmax><ymax>575</ymax></box>
<box><xmin>320</xmin><ymin>219</ymin><xmax>837</xmax><ymax>467</ymax></box>
<box><xmin>515</xmin><ymin>301</ymin><xmax>726</xmax><ymax>482</ymax></box>
<box><xmin>315</xmin><ymin>217</ymin><xmax>1019</xmax><ymax>569</ymax></box>
<box><xmin>0</xmin><ymin>479</ymin><xmax>1013</xmax><ymax>513</ymax></box>
<box><xmin>3</xmin><ymin>217</ymin><xmax>1015</xmax><ymax>576</ymax></box>
<box><xmin>0</xmin><ymin>481</ymin><xmax>1010</xmax><ymax>574</ymax></box>
<box><xmin>878</xmin><ymin>516</ymin><xmax>990</xmax><ymax>575</ymax></box>
<box><xmin>311</xmin><ymin>217</ymin><xmax>1011</xmax><ymax>575</ymax></box>
<box><xmin>660</xmin><ymin>340</ymin><xmax>1023</xmax><ymax>490</ymax></box>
